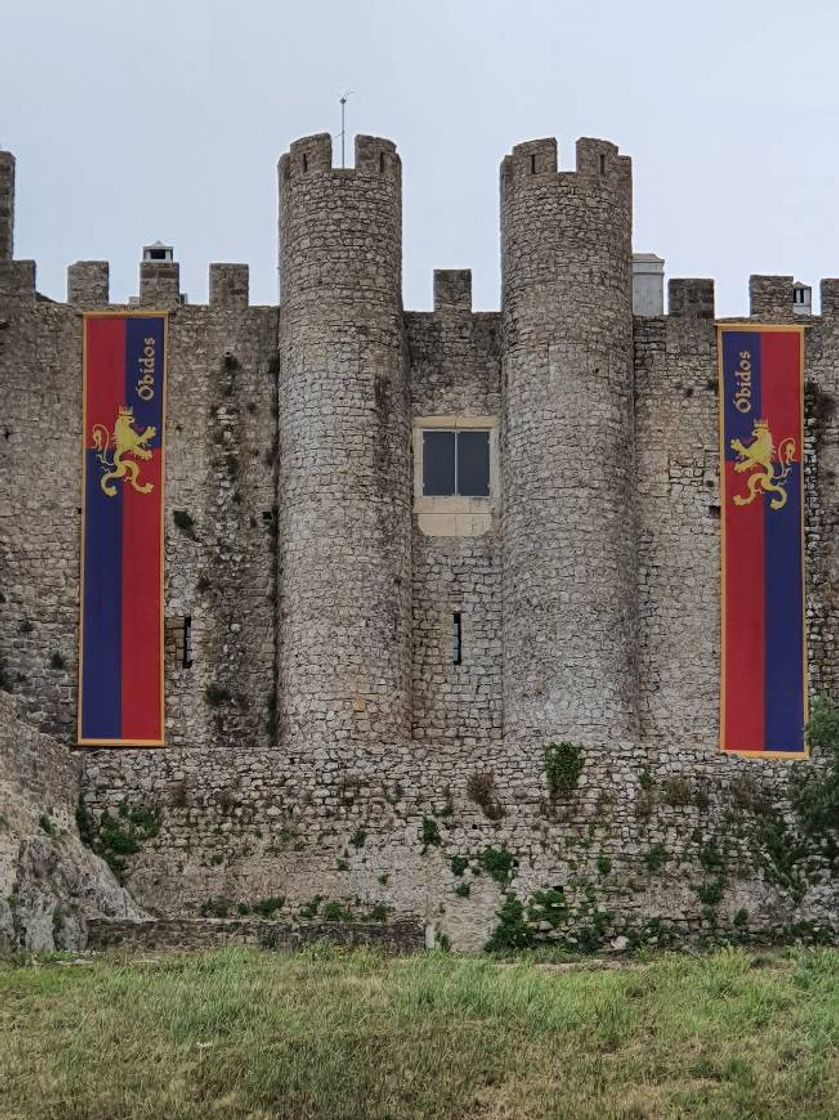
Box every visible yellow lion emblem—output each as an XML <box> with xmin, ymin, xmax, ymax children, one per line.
<box><xmin>92</xmin><ymin>406</ymin><xmax>156</xmax><ymax>497</ymax></box>
<box><xmin>729</xmin><ymin>418</ymin><xmax>796</xmax><ymax>512</ymax></box>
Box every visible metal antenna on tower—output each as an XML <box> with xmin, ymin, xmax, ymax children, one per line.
<box><xmin>339</xmin><ymin>90</ymin><xmax>354</xmax><ymax>168</ymax></box>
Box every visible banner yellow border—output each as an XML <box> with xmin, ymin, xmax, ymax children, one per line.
<box><xmin>76</xmin><ymin>310</ymin><xmax>169</xmax><ymax>750</ymax></box>
<box><xmin>717</xmin><ymin>322</ymin><xmax>809</xmax><ymax>761</ymax></box>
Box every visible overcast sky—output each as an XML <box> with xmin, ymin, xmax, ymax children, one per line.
<box><xmin>3</xmin><ymin>0</ymin><xmax>837</xmax><ymax>315</ymax></box>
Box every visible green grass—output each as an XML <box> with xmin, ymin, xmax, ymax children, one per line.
<box><xmin>1</xmin><ymin>947</ymin><xmax>838</xmax><ymax>1119</ymax></box>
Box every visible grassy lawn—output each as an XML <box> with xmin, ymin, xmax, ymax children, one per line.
<box><xmin>1</xmin><ymin>946</ymin><xmax>838</xmax><ymax>1119</ymax></box>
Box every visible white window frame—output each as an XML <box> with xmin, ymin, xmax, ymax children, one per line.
<box><xmin>412</xmin><ymin>416</ymin><xmax>499</xmax><ymax>536</ymax></box>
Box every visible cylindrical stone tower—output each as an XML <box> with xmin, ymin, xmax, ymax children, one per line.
<box><xmin>277</xmin><ymin>133</ymin><xmax>412</xmax><ymax>750</ymax></box>
<box><xmin>501</xmin><ymin>137</ymin><xmax>638</xmax><ymax>745</ymax></box>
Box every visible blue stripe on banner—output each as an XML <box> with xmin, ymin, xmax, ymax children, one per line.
<box><xmin>81</xmin><ymin>449</ymin><xmax>122</xmax><ymax>739</ymax></box>
<box><xmin>764</xmin><ymin>462</ymin><xmax>805</xmax><ymax>752</ymax></box>
<box><xmin>722</xmin><ymin>331</ymin><xmax>761</xmax><ymax>459</ymax></box>
<box><xmin>126</xmin><ymin>317</ymin><xmax>164</xmax><ymax>446</ymax></box>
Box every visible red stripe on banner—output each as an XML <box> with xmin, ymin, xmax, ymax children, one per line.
<box><xmin>120</xmin><ymin>453</ymin><xmax>163</xmax><ymax>742</ymax></box>
<box><xmin>760</xmin><ymin>332</ymin><xmax>801</xmax><ymax>438</ymax></box>
<box><xmin>86</xmin><ymin>318</ymin><xmax>126</xmax><ymax>442</ymax></box>
<box><xmin>723</xmin><ymin>459</ymin><xmax>766</xmax><ymax>752</ymax></box>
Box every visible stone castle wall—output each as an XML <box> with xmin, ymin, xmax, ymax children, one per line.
<box><xmin>2</xmin><ymin>136</ymin><xmax>839</xmax><ymax>950</ymax></box>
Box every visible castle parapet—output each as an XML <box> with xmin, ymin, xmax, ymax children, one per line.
<box><xmin>668</xmin><ymin>278</ymin><xmax>715</xmax><ymax>319</ymax></box>
<box><xmin>68</xmin><ymin>261</ymin><xmax>109</xmax><ymax>306</ymax></box>
<box><xmin>0</xmin><ymin>260</ymin><xmax>35</xmax><ymax>301</ymax></box>
<box><xmin>820</xmin><ymin>279</ymin><xmax>839</xmax><ymax>318</ymax></box>
<box><xmin>0</xmin><ymin>152</ymin><xmax>14</xmax><ymax>262</ymax></box>
<box><xmin>749</xmin><ymin>274</ymin><xmax>794</xmax><ymax>320</ymax></box>
<box><xmin>209</xmin><ymin>263</ymin><xmax>249</xmax><ymax>309</ymax></box>
<box><xmin>139</xmin><ymin>260</ymin><xmax>180</xmax><ymax>308</ymax></box>
<box><xmin>433</xmin><ymin>269</ymin><xmax>472</xmax><ymax>313</ymax></box>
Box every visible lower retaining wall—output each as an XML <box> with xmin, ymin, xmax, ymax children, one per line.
<box><xmin>85</xmin><ymin>917</ymin><xmax>426</xmax><ymax>954</ymax></box>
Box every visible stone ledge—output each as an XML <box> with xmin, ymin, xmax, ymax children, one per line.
<box><xmin>86</xmin><ymin>917</ymin><xmax>426</xmax><ymax>954</ymax></box>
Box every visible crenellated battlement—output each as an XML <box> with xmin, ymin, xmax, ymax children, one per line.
<box><xmin>280</xmin><ymin>133</ymin><xmax>400</xmax><ymax>186</ymax></box>
<box><xmin>668</xmin><ymin>278</ymin><xmax>715</xmax><ymax>319</ymax></box>
<box><xmin>0</xmin><ymin>259</ymin><xmax>36</xmax><ymax>301</ymax></box>
<box><xmin>433</xmin><ymin>269</ymin><xmax>472</xmax><ymax>313</ymax></box>
<box><xmin>67</xmin><ymin>261</ymin><xmax>109</xmax><ymax>306</ymax></box>
<box><xmin>500</xmin><ymin>135</ymin><xmax>631</xmax><ymax>200</ymax></box>
<box><xmin>278</xmin><ymin>134</ymin><xmax>402</xmax><ymax>307</ymax></box>
<box><xmin>749</xmin><ymin>274</ymin><xmax>796</xmax><ymax>320</ymax></box>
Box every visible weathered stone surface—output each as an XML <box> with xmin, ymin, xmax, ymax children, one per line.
<box><xmin>0</xmin><ymin>694</ymin><xmax>144</xmax><ymax>952</ymax></box>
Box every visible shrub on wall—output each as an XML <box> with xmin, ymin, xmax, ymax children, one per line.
<box><xmin>792</xmin><ymin>697</ymin><xmax>839</xmax><ymax>834</ymax></box>
<box><xmin>544</xmin><ymin>742</ymin><xmax>584</xmax><ymax>798</ymax></box>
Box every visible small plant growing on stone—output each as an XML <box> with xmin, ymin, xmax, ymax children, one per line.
<box><xmin>545</xmin><ymin>742</ymin><xmax>584</xmax><ymax>798</ymax></box>
<box><xmin>699</xmin><ymin>838</ymin><xmax>724</xmax><ymax>873</ymax></box>
<box><xmin>368</xmin><ymin>903</ymin><xmax>388</xmax><ymax>922</ymax></box>
<box><xmin>19</xmin><ymin>619</ymin><xmax>33</xmax><ymax>634</ymax></box>
<box><xmin>643</xmin><ymin>843</ymin><xmax>667</xmax><ymax>873</ymax></box>
<box><xmin>196</xmin><ymin>573</ymin><xmax>211</xmax><ymax>593</ymax></box>
<box><xmin>694</xmin><ymin>786</ymin><xmax>710</xmax><ymax>812</ymax></box>
<box><xmin>454</xmin><ymin>882</ymin><xmax>471</xmax><ymax>899</ymax></box>
<box><xmin>39</xmin><ymin>813</ymin><xmax>54</xmax><ymax>835</ymax></box>
<box><xmin>350</xmin><ymin>827</ymin><xmax>367</xmax><ymax>849</ymax></box>
<box><xmin>200</xmin><ymin>897</ymin><xmax>233</xmax><ymax>918</ymax></box>
<box><xmin>791</xmin><ymin>697</ymin><xmax>839</xmax><ymax>833</ymax></box>
<box><xmin>205</xmin><ymin>683</ymin><xmax>232</xmax><ymax>708</ymax></box>
<box><xmin>466</xmin><ymin>771</ymin><xmax>504</xmax><ymax>820</ymax></box>
<box><xmin>75</xmin><ymin>800</ymin><xmax>95</xmax><ymax>847</ymax></box>
<box><xmin>49</xmin><ymin>652</ymin><xmax>66</xmax><ymax>671</ymax></box>
<box><xmin>450</xmin><ymin>855</ymin><xmax>469</xmax><ymax>878</ymax></box>
<box><xmin>662</xmin><ymin>776</ymin><xmax>693</xmax><ymax>807</ymax></box>
<box><xmin>322</xmin><ymin>901</ymin><xmax>353</xmax><ymax>922</ymax></box>
<box><xmin>596</xmin><ymin>855</ymin><xmax>612</xmax><ymax>876</ymax></box>
<box><xmin>528</xmin><ymin>887</ymin><xmax>567</xmax><ymax>928</ymax></box>
<box><xmin>698</xmin><ymin>879</ymin><xmax>724</xmax><ymax>906</ymax></box>
<box><xmin>173</xmin><ymin>509</ymin><xmax>198</xmax><ymax>541</ymax></box>
<box><xmin>733</xmin><ymin>908</ymin><xmax>749</xmax><ymax>928</ymax></box>
<box><xmin>51</xmin><ymin>907</ymin><xmax>66</xmax><ymax>942</ymax></box>
<box><xmin>336</xmin><ymin>858</ymin><xmax>349</xmax><ymax>872</ymax></box>
<box><xmin>574</xmin><ymin>908</ymin><xmax>612</xmax><ymax>954</ymax></box>
<box><xmin>485</xmin><ymin>894</ymin><xmax>534</xmax><ymax>952</ymax></box>
<box><xmin>75</xmin><ymin>803</ymin><xmax>162</xmax><ymax>880</ymax></box>
<box><xmin>730</xmin><ymin>772</ymin><xmax>767</xmax><ymax>813</ymax></box>
<box><xmin>478</xmin><ymin>845</ymin><xmax>517</xmax><ymax>884</ymax></box>
<box><xmin>251</xmin><ymin>896</ymin><xmax>284</xmax><ymax>918</ymax></box>
<box><xmin>421</xmin><ymin>817</ymin><xmax>441</xmax><ymax>851</ymax></box>
<box><xmin>298</xmin><ymin>896</ymin><xmax>323</xmax><ymax>919</ymax></box>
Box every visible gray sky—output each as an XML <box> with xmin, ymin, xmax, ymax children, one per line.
<box><xmin>3</xmin><ymin>0</ymin><xmax>837</xmax><ymax>315</ymax></box>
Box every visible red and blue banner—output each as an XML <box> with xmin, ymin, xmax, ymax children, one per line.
<box><xmin>719</xmin><ymin>325</ymin><xmax>807</xmax><ymax>758</ymax></box>
<box><xmin>78</xmin><ymin>313</ymin><xmax>167</xmax><ymax>747</ymax></box>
